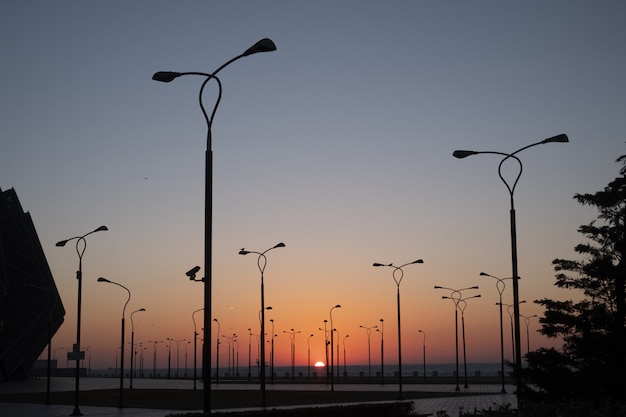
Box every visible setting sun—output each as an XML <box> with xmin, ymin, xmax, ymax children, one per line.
<box><xmin>314</xmin><ymin>361</ymin><xmax>325</xmax><ymax>367</ymax></box>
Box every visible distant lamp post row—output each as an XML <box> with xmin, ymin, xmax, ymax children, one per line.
<box><xmin>373</xmin><ymin>259</ymin><xmax>423</xmax><ymax>400</ymax></box>
<box><xmin>56</xmin><ymin>225</ymin><xmax>108</xmax><ymax>416</ymax></box>
<box><xmin>153</xmin><ymin>38</ymin><xmax>277</xmax><ymax>414</ymax></box>
<box><xmin>453</xmin><ymin>133</ymin><xmax>568</xmax><ymax>403</ymax></box>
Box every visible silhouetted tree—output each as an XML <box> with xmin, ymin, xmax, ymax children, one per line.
<box><xmin>522</xmin><ymin>152</ymin><xmax>626</xmax><ymax>403</ymax></box>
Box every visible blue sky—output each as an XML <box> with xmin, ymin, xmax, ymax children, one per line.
<box><xmin>2</xmin><ymin>1</ymin><xmax>625</xmax><ymax>368</ymax></box>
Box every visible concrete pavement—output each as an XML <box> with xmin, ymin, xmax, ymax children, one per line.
<box><xmin>0</xmin><ymin>377</ymin><xmax>517</xmax><ymax>417</ymax></box>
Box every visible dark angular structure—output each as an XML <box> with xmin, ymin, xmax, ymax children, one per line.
<box><xmin>0</xmin><ymin>187</ymin><xmax>65</xmax><ymax>380</ymax></box>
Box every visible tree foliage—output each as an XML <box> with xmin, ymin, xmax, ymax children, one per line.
<box><xmin>522</xmin><ymin>153</ymin><xmax>626</xmax><ymax>402</ymax></box>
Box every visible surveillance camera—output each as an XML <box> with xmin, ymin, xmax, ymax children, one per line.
<box><xmin>186</xmin><ymin>266</ymin><xmax>201</xmax><ymax>278</ymax></box>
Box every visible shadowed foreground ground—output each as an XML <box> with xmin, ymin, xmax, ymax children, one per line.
<box><xmin>0</xmin><ymin>388</ymin><xmax>481</xmax><ymax>410</ymax></box>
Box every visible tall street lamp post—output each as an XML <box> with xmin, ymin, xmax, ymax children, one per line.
<box><xmin>456</xmin><ymin>295</ymin><xmax>481</xmax><ymax>388</ymax></box>
<box><xmin>153</xmin><ymin>38</ymin><xmax>277</xmax><ymax>414</ymax></box>
<box><xmin>434</xmin><ymin>285</ymin><xmax>479</xmax><ymax>391</ymax></box>
<box><xmin>130</xmin><ymin>308</ymin><xmax>146</xmax><ymax>388</ymax></box>
<box><xmin>97</xmin><ymin>277</ymin><xmax>131</xmax><ymax>408</ymax></box>
<box><xmin>213</xmin><ymin>318</ymin><xmax>220</xmax><ymax>385</ymax></box>
<box><xmin>329</xmin><ymin>304</ymin><xmax>341</xmax><ymax>391</ymax></box>
<box><xmin>453</xmin><ymin>133</ymin><xmax>568</xmax><ymax>402</ymax></box>
<box><xmin>418</xmin><ymin>330</ymin><xmax>426</xmax><ymax>382</ymax></box>
<box><xmin>359</xmin><ymin>325</ymin><xmax>377</xmax><ymax>381</ymax></box>
<box><xmin>239</xmin><ymin>242</ymin><xmax>285</xmax><ymax>406</ymax></box>
<box><xmin>343</xmin><ymin>334</ymin><xmax>349</xmax><ymax>379</ymax></box>
<box><xmin>307</xmin><ymin>334</ymin><xmax>314</xmax><ymax>379</ymax></box>
<box><xmin>56</xmin><ymin>225</ymin><xmax>108</xmax><ymax>416</ymax></box>
<box><xmin>191</xmin><ymin>309</ymin><xmax>203</xmax><ymax>389</ymax></box>
<box><xmin>373</xmin><ymin>259</ymin><xmax>424</xmax><ymax>399</ymax></box>
<box><xmin>377</xmin><ymin>319</ymin><xmax>384</xmax><ymax>384</ymax></box>
<box><xmin>522</xmin><ymin>314</ymin><xmax>538</xmax><ymax>358</ymax></box>
<box><xmin>480</xmin><ymin>272</ymin><xmax>511</xmax><ymax>393</ymax></box>
<box><xmin>270</xmin><ymin>319</ymin><xmax>275</xmax><ymax>384</ymax></box>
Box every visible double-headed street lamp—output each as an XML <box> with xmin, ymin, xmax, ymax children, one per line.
<box><xmin>97</xmin><ymin>277</ymin><xmax>131</xmax><ymax>408</ymax></box>
<box><xmin>56</xmin><ymin>225</ymin><xmax>107</xmax><ymax>416</ymax></box>
<box><xmin>453</xmin><ymin>133</ymin><xmax>568</xmax><ymax>402</ymax></box>
<box><xmin>373</xmin><ymin>259</ymin><xmax>423</xmax><ymax>399</ymax></box>
<box><xmin>153</xmin><ymin>38</ymin><xmax>277</xmax><ymax>414</ymax></box>
<box><xmin>329</xmin><ymin>304</ymin><xmax>341</xmax><ymax>391</ymax></box>
<box><xmin>456</xmin><ymin>295</ymin><xmax>481</xmax><ymax>388</ymax></box>
<box><xmin>434</xmin><ymin>285</ymin><xmax>479</xmax><ymax>391</ymax></box>
<box><xmin>522</xmin><ymin>314</ymin><xmax>538</xmax><ymax>358</ymax></box>
<box><xmin>359</xmin><ymin>325</ymin><xmax>377</xmax><ymax>381</ymax></box>
<box><xmin>480</xmin><ymin>272</ymin><xmax>511</xmax><ymax>393</ymax></box>
<box><xmin>239</xmin><ymin>242</ymin><xmax>285</xmax><ymax>406</ymax></box>
<box><xmin>130</xmin><ymin>308</ymin><xmax>146</xmax><ymax>388</ymax></box>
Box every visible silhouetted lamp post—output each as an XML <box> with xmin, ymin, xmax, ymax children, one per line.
<box><xmin>129</xmin><ymin>308</ymin><xmax>146</xmax><ymax>389</ymax></box>
<box><xmin>307</xmin><ymin>334</ymin><xmax>314</xmax><ymax>379</ymax></box>
<box><xmin>359</xmin><ymin>325</ymin><xmax>377</xmax><ymax>380</ymax></box>
<box><xmin>435</xmin><ymin>285</ymin><xmax>479</xmax><ymax>391</ymax></box>
<box><xmin>97</xmin><ymin>277</ymin><xmax>130</xmax><ymax>408</ymax></box>
<box><xmin>191</xmin><ymin>308</ymin><xmax>204</xmax><ymax>389</ymax></box>
<box><xmin>418</xmin><ymin>329</ymin><xmax>426</xmax><ymax>382</ymax></box>
<box><xmin>377</xmin><ymin>319</ymin><xmax>385</xmax><ymax>384</ymax></box>
<box><xmin>480</xmin><ymin>272</ymin><xmax>511</xmax><ymax>393</ymax></box>
<box><xmin>453</xmin><ymin>133</ymin><xmax>568</xmax><ymax>401</ymax></box>
<box><xmin>239</xmin><ymin>242</ymin><xmax>285</xmax><ymax>406</ymax></box>
<box><xmin>456</xmin><ymin>295</ymin><xmax>481</xmax><ymax>388</ymax></box>
<box><xmin>153</xmin><ymin>38</ymin><xmax>276</xmax><ymax>414</ymax></box>
<box><xmin>56</xmin><ymin>225</ymin><xmax>107</xmax><ymax>416</ymax></box>
<box><xmin>329</xmin><ymin>304</ymin><xmax>341</xmax><ymax>391</ymax></box>
<box><xmin>373</xmin><ymin>259</ymin><xmax>423</xmax><ymax>399</ymax></box>
<box><xmin>522</xmin><ymin>314</ymin><xmax>538</xmax><ymax>358</ymax></box>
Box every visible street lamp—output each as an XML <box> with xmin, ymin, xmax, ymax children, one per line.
<box><xmin>148</xmin><ymin>340</ymin><xmax>162</xmax><ymax>378</ymax></box>
<box><xmin>456</xmin><ymin>295</ymin><xmax>481</xmax><ymax>388</ymax></box>
<box><xmin>97</xmin><ymin>277</ymin><xmax>130</xmax><ymax>408</ymax></box>
<box><xmin>521</xmin><ymin>314</ymin><xmax>538</xmax><ymax>358</ymax></box>
<box><xmin>191</xmin><ymin>309</ymin><xmax>204</xmax><ymax>389</ymax></box>
<box><xmin>377</xmin><ymin>318</ymin><xmax>385</xmax><ymax>384</ymax></box>
<box><xmin>434</xmin><ymin>285</ymin><xmax>479</xmax><ymax>391</ymax></box>
<box><xmin>283</xmin><ymin>328</ymin><xmax>301</xmax><ymax>381</ymax></box>
<box><xmin>418</xmin><ymin>330</ymin><xmax>426</xmax><ymax>382</ymax></box>
<box><xmin>319</xmin><ymin>320</ymin><xmax>330</xmax><ymax>383</ymax></box>
<box><xmin>130</xmin><ymin>308</ymin><xmax>146</xmax><ymax>389</ymax></box>
<box><xmin>307</xmin><ymin>334</ymin><xmax>314</xmax><ymax>379</ymax></box>
<box><xmin>359</xmin><ymin>325</ymin><xmax>377</xmax><ymax>381</ymax></box>
<box><xmin>213</xmin><ymin>317</ymin><xmax>220</xmax><ymax>385</ymax></box>
<box><xmin>373</xmin><ymin>259</ymin><xmax>423</xmax><ymax>399</ymax></box>
<box><xmin>480</xmin><ymin>272</ymin><xmax>511</xmax><ymax>393</ymax></box>
<box><xmin>453</xmin><ymin>133</ymin><xmax>568</xmax><ymax>401</ymax></box>
<box><xmin>56</xmin><ymin>225</ymin><xmax>107</xmax><ymax>415</ymax></box>
<box><xmin>239</xmin><ymin>242</ymin><xmax>285</xmax><ymax>406</ymax></box>
<box><xmin>343</xmin><ymin>334</ymin><xmax>350</xmax><ymax>379</ymax></box>
<box><xmin>329</xmin><ymin>304</ymin><xmax>341</xmax><ymax>391</ymax></box>
<box><xmin>270</xmin><ymin>319</ymin><xmax>275</xmax><ymax>384</ymax></box>
<box><xmin>498</xmin><ymin>301</ymin><xmax>526</xmax><ymax>366</ymax></box>
<box><xmin>153</xmin><ymin>38</ymin><xmax>277</xmax><ymax>415</ymax></box>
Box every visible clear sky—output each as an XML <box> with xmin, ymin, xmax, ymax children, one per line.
<box><xmin>2</xmin><ymin>1</ymin><xmax>625</xmax><ymax>371</ymax></box>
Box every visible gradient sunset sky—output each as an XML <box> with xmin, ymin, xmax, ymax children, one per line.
<box><xmin>2</xmin><ymin>1</ymin><xmax>625</xmax><ymax>371</ymax></box>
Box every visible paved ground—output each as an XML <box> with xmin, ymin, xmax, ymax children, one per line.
<box><xmin>0</xmin><ymin>377</ymin><xmax>517</xmax><ymax>417</ymax></box>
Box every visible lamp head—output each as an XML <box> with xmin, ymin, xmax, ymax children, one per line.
<box><xmin>273</xmin><ymin>242</ymin><xmax>286</xmax><ymax>249</ymax></box>
<box><xmin>453</xmin><ymin>150</ymin><xmax>477</xmax><ymax>159</ymax></box>
<box><xmin>541</xmin><ymin>133</ymin><xmax>569</xmax><ymax>144</ymax></box>
<box><xmin>55</xmin><ymin>239</ymin><xmax>69</xmax><ymax>247</ymax></box>
<box><xmin>479</xmin><ymin>272</ymin><xmax>488</xmax><ymax>276</ymax></box>
<box><xmin>413</xmin><ymin>259</ymin><xmax>424</xmax><ymax>264</ymax></box>
<box><xmin>138</xmin><ymin>308</ymin><xmax>146</xmax><ymax>312</ymax></box>
<box><xmin>94</xmin><ymin>225</ymin><xmax>108</xmax><ymax>232</ymax></box>
<box><xmin>243</xmin><ymin>38</ymin><xmax>277</xmax><ymax>57</ymax></box>
<box><xmin>152</xmin><ymin>71</ymin><xmax>182</xmax><ymax>83</ymax></box>
<box><xmin>239</xmin><ymin>249</ymin><xmax>250</xmax><ymax>255</ymax></box>
<box><xmin>434</xmin><ymin>285</ymin><xmax>442</xmax><ymax>289</ymax></box>
<box><xmin>97</xmin><ymin>277</ymin><xmax>111</xmax><ymax>283</ymax></box>
<box><xmin>335</xmin><ymin>304</ymin><xmax>341</xmax><ymax>308</ymax></box>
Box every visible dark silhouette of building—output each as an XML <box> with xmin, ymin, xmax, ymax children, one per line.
<box><xmin>0</xmin><ymin>187</ymin><xmax>65</xmax><ymax>380</ymax></box>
